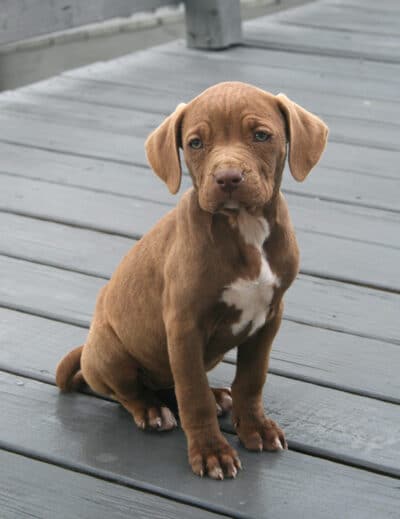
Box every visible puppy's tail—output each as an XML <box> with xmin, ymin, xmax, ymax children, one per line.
<box><xmin>56</xmin><ymin>345</ymin><xmax>85</xmax><ymax>392</ymax></box>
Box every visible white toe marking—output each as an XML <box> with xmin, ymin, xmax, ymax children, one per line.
<box><xmin>222</xmin><ymin>210</ymin><xmax>280</xmax><ymax>337</ymax></box>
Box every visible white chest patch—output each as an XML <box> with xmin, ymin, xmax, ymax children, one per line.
<box><xmin>221</xmin><ymin>210</ymin><xmax>280</xmax><ymax>337</ymax></box>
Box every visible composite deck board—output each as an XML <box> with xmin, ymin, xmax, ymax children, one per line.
<box><xmin>1</xmin><ymin>140</ymin><xmax>399</xmax><ymax>216</ymax></box>
<box><xmin>0</xmin><ymin>371</ymin><xmax>399</xmax><ymax>519</ymax></box>
<box><xmin>0</xmin><ymin>450</ymin><xmax>220</xmax><ymax>519</ymax></box>
<box><xmin>1</xmin><ymin>296</ymin><xmax>399</xmax><ymax>404</ymax></box>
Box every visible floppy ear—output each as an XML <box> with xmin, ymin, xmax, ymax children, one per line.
<box><xmin>276</xmin><ymin>93</ymin><xmax>328</xmax><ymax>182</ymax></box>
<box><xmin>145</xmin><ymin>103</ymin><xmax>186</xmax><ymax>194</ymax></box>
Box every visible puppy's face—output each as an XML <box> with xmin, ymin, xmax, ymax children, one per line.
<box><xmin>181</xmin><ymin>83</ymin><xmax>287</xmax><ymax>213</ymax></box>
<box><xmin>145</xmin><ymin>82</ymin><xmax>328</xmax><ymax>212</ymax></box>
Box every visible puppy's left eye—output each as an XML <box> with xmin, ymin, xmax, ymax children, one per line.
<box><xmin>254</xmin><ymin>131</ymin><xmax>271</xmax><ymax>142</ymax></box>
<box><xmin>189</xmin><ymin>138</ymin><xmax>203</xmax><ymax>149</ymax></box>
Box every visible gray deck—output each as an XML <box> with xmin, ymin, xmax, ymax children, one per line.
<box><xmin>1</xmin><ymin>0</ymin><xmax>399</xmax><ymax>517</ymax></box>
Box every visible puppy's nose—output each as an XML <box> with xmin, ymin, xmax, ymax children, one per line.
<box><xmin>214</xmin><ymin>169</ymin><xmax>244</xmax><ymax>193</ymax></box>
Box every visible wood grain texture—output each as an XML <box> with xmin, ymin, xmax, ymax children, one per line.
<box><xmin>1</xmin><ymin>307</ymin><xmax>400</xmax><ymax>475</ymax></box>
<box><xmin>244</xmin><ymin>19</ymin><xmax>400</xmax><ymax>63</ymax></box>
<box><xmin>0</xmin><ymin>371</ymin><xmax>399</xmax><ymax>519</ymax></box>
<box><xmin>0</xmin><ymin>449</ymin><xmax>219</xmax><ymax>519</ymax></box>
<box><xmin>66</xmin><ymin>46</ymin><xmax>400</xmax><ymax>102</ymax></box>
<box><xmin>267</xmin><ymin>0</ymin><xmax>400</xmax><ymax>36</ymax></box>
<box><xmin>1</xmin><ymin>172</ymin><xmax>399</xmax><ymax>292</ymax></box>
<box><xmin>2</xmin><ymin>209</ymin><xmax>400</xmax><ymax>294</ymax></box>
<box><xmin>1</xmin><ymin>242</ymin><xmax>400</xmax><ymax>342</ymax></box>
<box><xmin>2</xmin><ymin>301</ymin><xmax>399</xmax><ymax>403</ymax></box>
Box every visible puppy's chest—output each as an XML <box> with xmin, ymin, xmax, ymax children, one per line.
<box><xmin>220</xmin><ymin>212</ymin><xmax>279</xmax><ymax>338</ymax></box>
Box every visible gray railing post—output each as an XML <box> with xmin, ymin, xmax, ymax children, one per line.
<box><xmin>184</xmin><ymin>0</ymin><xmax>242</xmax><ymax>49</ymax></box>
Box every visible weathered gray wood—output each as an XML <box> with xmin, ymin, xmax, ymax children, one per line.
<box><xmin>0</xmin><ymin>90</ymin><xmax>163</xmax><ymax>137</ymax></box>
<box><xmin>0</xmin><ymin>174</ymin><xmax>168</xmax><ymax>238</ymax></box>
<box><xmin>0</xmin><ymin>113</ymin><xmax>147</xmax><ymax>166</ymax></box>
<box><xmin>211</xmin><ymin>363</ymin><xmax>400</xmax><ymax>477</ymax></box>
<box><xmin>1</xmin><ymin>204</ymin><xmax>400</xmax><ymax>302</ymax></box>
<box><xmin>0</xmin><ymin>449</ymin><xmax>219</xmax><ymax>519</ymax></box>
<box><xmin>1</xmin><ymin>253</ymin><xmax>399</xmax><ymax>348</ymax></box>
<box><xmin>0</xmin><ymin>371</ymin><xmax>399</xmax><ymax>518</ymax></box>
<box><xmin>244</xmin><ymin>19</ymin><xmax>400</xmax><ymax>63</ymax></box>
<box><xmin>159</xmin><ymin>39</ymin><xmax>400</xmax><ymax>83</ymax></box>
<box><xmin>2</xmin><ymin>172</ymin><xmax>398</xmax><ymax>251</ymax></box>
<box><xmin>2</xmin><ymin>302</ymin><xmax>399</xmax><ymax>408</ymax></box>
<box><xmin>66</xmin><ymin>45</ymin><xmax>400</xmax><ymax>102</ymax></box>
<box><xmin>1</xmin><ymin>309</ymin><xmax>400</xmax><ymax>476</ymax></box>
<box><xmin>0</xmin><ymin>212</ymin><xmax>133</xmax><ymax>278</ymax></box>
<box><xmin>269</xmin><ymin>0</ymin><xmax>400</xmax><ymax>36</ymax></box>
<box><xmin>1</xmin><ymin>174</ymin><xmax>400</xmax><ymax>291</ymax></box>
<box><xmin>185</xmin><ymin>0</ymin><xmax>242</xmax><ymax>49</ymax></box>
<box><xmin>2</xmin><ymin>89</ymin><xmax>400</xmax><ymax>154</ymax></box>
<box><xmin>24</xmin><ymin>72</ymin><xmax>400</xmax><ymax>127</ymax></box>
<box><xmin>0</xmin><ymin>0</ymin><xmax>180</xmax><ymax>45</ymax></box>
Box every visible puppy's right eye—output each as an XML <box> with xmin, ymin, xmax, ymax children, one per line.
<box><xmin>189</xmin><ymin>138</ymin><xmax>203</xmax><ymax>149</ymax></box>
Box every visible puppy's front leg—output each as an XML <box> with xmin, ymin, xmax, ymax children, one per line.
<box><xmin>166</xmin><ymin>322</ymin><xmax>241</xmax><ymax>479</ymax></box>
<box><xmin>232</xmin><ymin>301</ymin><xmax>287</xmax><ymax>451</ymax></box>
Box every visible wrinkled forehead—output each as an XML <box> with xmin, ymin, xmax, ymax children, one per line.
<box><xmin>182</xmin><ymin>84</ymin><xmax>282</xmax><ymax>133</ymax></box>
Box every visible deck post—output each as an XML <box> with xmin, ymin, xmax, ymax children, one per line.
<box><xmin>184</xmin><ymin>0</ymin><xmax>242</xmax><ymax>49</ymax></box>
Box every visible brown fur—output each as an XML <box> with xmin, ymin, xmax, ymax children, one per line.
<box><xmin>56</xmin><ymin>82</ymin><xmax>328</xmax><ymax>480</ymax></box>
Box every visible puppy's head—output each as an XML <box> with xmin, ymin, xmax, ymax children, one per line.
<box><xmin>146</xmin><ymin>82</ymin><xmax>328</xmax><ymax>213</ymax></box>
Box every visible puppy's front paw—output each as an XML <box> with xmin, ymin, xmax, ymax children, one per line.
<box><xmin>234</xmin><ymin>415</ymin><xmax>287</xmax><ymax>452</ymax></box>
<box><xmin>188</xmin><ymin>434</ymin><xmax>242</xmax><ymax>480</ymax></box>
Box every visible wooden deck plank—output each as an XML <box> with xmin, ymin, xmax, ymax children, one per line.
<box><xmin>66</xmin><ymin>47</ymin><xmax>400</xmax><ymax>102</ymax></box>
<box><xmin>3</xmin><ymin>174</ymin><xmax>399</xmax><ymax>253</ymax></box>
<box><xmin>266</xmin><ymin>0</ymin><xmax>400</xmax><ymax>35</ymax></box>
<box><xmin>2</xmin><ymin>281</ymin><xmax>398</xmax><ymax>405</ymax></box>
<box><xmin>158</xmin><ymin>38</ymin><xmax>400</xmax><ymax>84</ymax></box>
<box><xmin>244</xmin><ymin>17</ymin><xmax>400</xmax><ymax>63</ymax></box>
<box><xmin>1</xmin><ymin>139</ymin><xmax>399</xmax><ymax>216</ymax></box>
<box><xmin>0</xmin><ymin>449</ymin><xmax>222</xmax><ymax>519</ymax></box>
<box><xmin>1</xmin><ymin>238</ymin><xmax>400</xmax><ymax>344</ymax></box>
<box><xmin>2</xmin><ymin>209</ymin><xmax>399</xmax><ymax>296</ymax></box>
<box><xmin>1</xmin><ymin>307</ymin><xmax>400</xmax><ymax>476</ymax></box>
<box><xmin>26</xmin><ymin>63</ymin><xmax>400</xmax><ymax>123</ymax></box>
<box><xmin>1</xmin><ymin>175</ymin><xmax>399</xmax><ymax>292</ymax></box>
<box><xmin>2</xmin><ymin>100</ymin><xmax>398</xmax><ymax>160</ymax></box>
<box><xmin>0</xmin><ymin>371</ymin><xmax>399</xmax><ymax>519</ymax></box>
<box><xmin>6</xmin><ymin>77</ymin><xmax>400</xmax><ymax>131</ymax></box>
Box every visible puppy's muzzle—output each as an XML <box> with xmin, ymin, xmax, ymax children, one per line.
<box><xmin>214</xmin><ymin>169</ymin><xmax>244</xmax><ymax>193</ymax></box>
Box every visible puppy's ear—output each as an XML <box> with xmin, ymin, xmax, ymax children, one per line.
<box><xmin>276</xmin><ymin>93</ymin><xmax>328</xmax><ymax>182</ymax></box>
<box><xmin>145</xmin><ymin>103</ymin><xmax>186</xmax><ymax>194</ymax></box>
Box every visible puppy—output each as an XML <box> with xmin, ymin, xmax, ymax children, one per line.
<box><xmin>56</xmin><ymin>81</ymin><xmax>328</xmax><ymax>480</ymax></box>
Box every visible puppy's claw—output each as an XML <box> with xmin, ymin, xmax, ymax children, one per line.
<box><xmin>272</xmin><ymin>437</ymin><xmax>284</xmax><ymax>450</ymax></box>
<box><xmin>209</xmin><ymin>467</ymin><xmax>224</xmax><ymax>480</ymax></box>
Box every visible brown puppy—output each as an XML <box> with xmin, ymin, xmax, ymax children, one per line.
<box><xmin>56</xmin><ymin>82</ymin><xmax>328</xmax><ymax>480</ymax></box>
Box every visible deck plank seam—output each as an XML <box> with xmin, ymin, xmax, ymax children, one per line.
<box><xmin>1</xmin><ymin>371</ymin><xmax>400</xmax><ymax>481</ymax></box>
